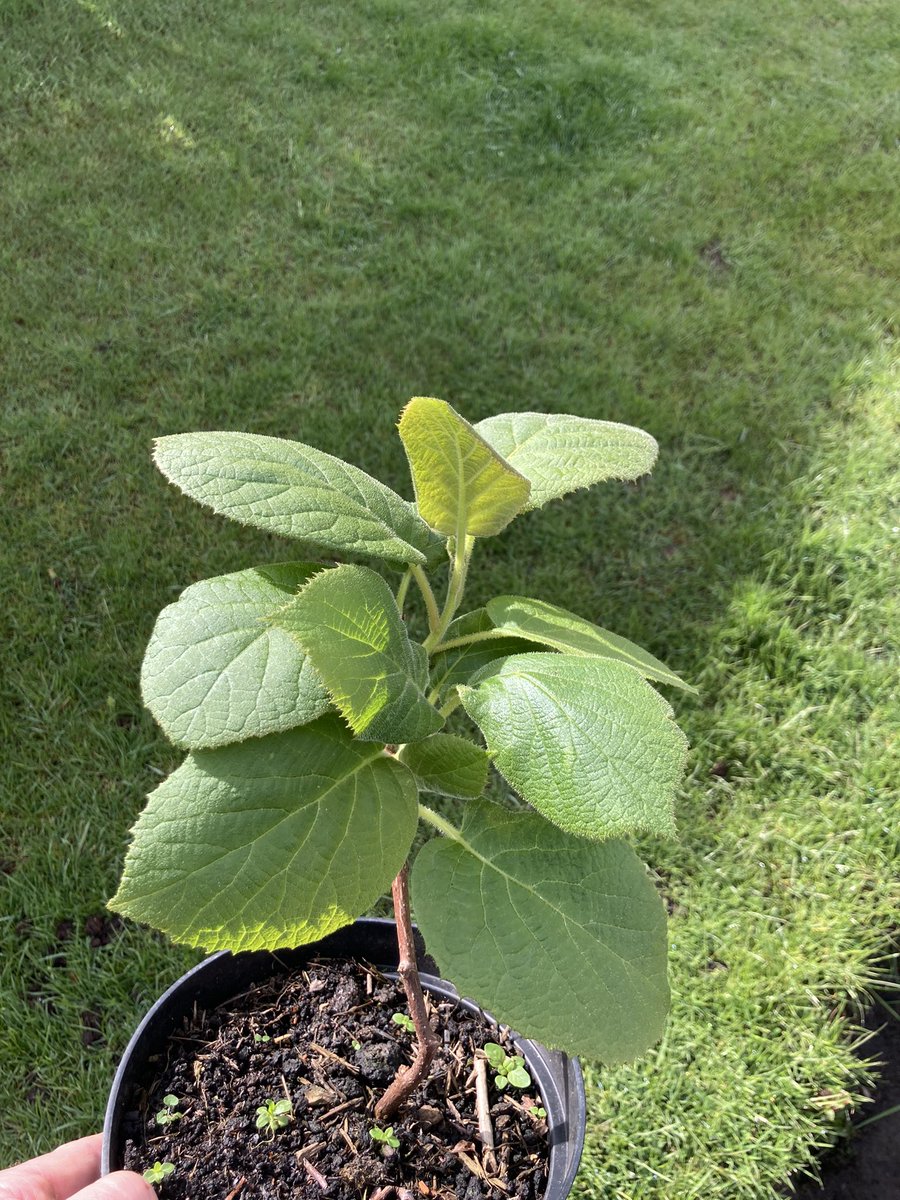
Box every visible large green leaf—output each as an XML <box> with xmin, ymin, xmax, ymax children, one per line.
<box><xmin>141</xmin><ymin>563</ymin><xmax>330</xmax><ymax>749</ymax></box>
<box><xmin>485</xmin><ymin>595</ymin><xmax>695</xmax><ymax>692</ymax></box>
<box><xmin>459</xmin><ymin>653</ymin><xmax>687</xmax><ymax>839</ymax></box>
<box><xmin>153</xmin><ymin>432</ymin><xmax>443</xmax><ymax>566</ymax></box>
<box><xmin>429</xmin><ymin>608</ymin><xmax>535</xmax><ymax>695</ymax></box>
<box><xmin>475</xmin><ymin>412</ymin><xmax>657</xmax><ymax>510</ymax></box>
<box><xmin>271</xmin><ymin>564</ymin><xmax>443</xmax><ymax>744</ymax></box>
<box><xmin>412</xmin><ymin>799</ymin><xmax>669</xmax><ymax>1062</ymax></box>
<box><xmin>109</xmin><ymin>717</ymin><xmax>418</xmax><ymax>952</ymax></box>
<box><xmin>398</xmin><ymin>397</ymin><xmax>530</xmax><ymax>537</ymax></box>
<box><xmin>398</xmin><ymin>734</ymin><xmax>490</xmax><ymax>799</ymax></box>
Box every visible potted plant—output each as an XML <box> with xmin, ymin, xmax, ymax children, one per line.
<box><xmin>104</xmin><ymin>397</ymin><xmax>692</xmax><ymax>1197</ymax></box>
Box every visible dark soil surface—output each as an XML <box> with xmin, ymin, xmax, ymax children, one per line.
<box><xmin>122</xmin><ymin>959</ymin><xmax>549</xmax><ymax>1200</ymax></box>
<box><xmin>789</xmin><ymin>997</ymin><xmax>900</xmax><ymax>1200</ymax></box>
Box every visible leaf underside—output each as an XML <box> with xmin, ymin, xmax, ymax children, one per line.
<box><xmin>485</xmin><ymin>595</ymin><xmax>695</xmax><ymax>692</ymax></box>
<box><xmin>141</xmin><ymin>563</ymin><xmax>330</xmax><ymax>749</ymax></box>
<box><xmin>398</xmin><ymin>733</ymin><xmax>490</xmax><ymax>799</ymax></box>
<box><xmin>153</xmin><ymin>431</ymin><xmax>443</xmax><ymax>566</ymax></box>
<box><xmin>109</xmin><ymin>717</ymin><xmax>419</xmax><ymax>952</ymax></box>
<box><xmin>412</xmin><ymin>798</ymin><xmax>670</xmax><ymax>1062</ymax></box>
<box><xmin>271</xmin><ymin>564</ymin><xmax>443</xmax><ymax>744</ymax></box>
<box><xmin>475</xmin><ymin>412</ymin><xmax>658</xmax><ymax>509</ymax></box>
<box><xmin>460</xmin><ymin>652</ymin><xmax>688</xmax><ymax>840</ymax></box>
<box><xmin>398</xmin><ymin>397</ymin><xmax>530</xmax><ymax>537</ymax></box>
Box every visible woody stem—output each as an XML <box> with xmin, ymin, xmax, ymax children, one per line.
<box><xmin>374</xmin><ymin>863</ymin><xmax>439</xmax><ymax>1121</ymax></box>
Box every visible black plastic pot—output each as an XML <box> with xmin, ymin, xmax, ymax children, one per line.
<box><xmin>102</xmin><ymin>918</ymin><xmax>586</xmax><ymax>1197</ymax></box>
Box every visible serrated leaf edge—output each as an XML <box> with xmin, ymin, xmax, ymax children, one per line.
<box><xmin>152</xmin><ymin>434</ymin><xmax>433</xmax><ymax>566</ymax></box>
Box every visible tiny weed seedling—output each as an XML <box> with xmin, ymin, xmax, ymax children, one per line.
<box><xmin>526</xmin><ymin>1103</ymin><xmax>547</xmax><ymax>1120</ymax></box>
<box><xmin>253</xmin><ymin>1032</ymin><xmax>271</xmax><ymax>1043</ymax></box>
<box><xmin>391</xmin><ymin>1011</ymin><xmax>415</xmax><ymax>1034</ymax></box>
<box><xmin>154</xmin><ymin>1094</ymin><xmax>183</xmax><ymax>1126</ymax></box>
<box><xmin>370</xmin><ymin>1125</ymin><xmax>400</xmax><ymax>1150</ymax></box>
<box><xmin>111</xmin><ymin>398</ymin><xmax>693</xmax><ymax>1119</ymax></box>
<box><xmin>483</xmin><ymin>1042</ymin><xmax>531</xmax><ymax>1090</ymax></box>
<box><xmin>143</xmin><ymin>1161</ymin><xmax>175</xmax><ymax>1184</ymax></box>
<box><xmin>255</xmin><ymin>1098</ymin><xmax>292</xmax><ymax>1137</ymax></box>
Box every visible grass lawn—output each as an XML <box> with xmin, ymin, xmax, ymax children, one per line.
<box><xmin>1</xmin><ymin>0</ymin><xmax>897</xmax><ymax>1195</ymax></box>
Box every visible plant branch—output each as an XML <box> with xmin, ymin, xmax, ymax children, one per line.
<box><xmin>375</xmin><ymin>863</ymin><xmax>439</xmax><ymax>1121</ymax></box>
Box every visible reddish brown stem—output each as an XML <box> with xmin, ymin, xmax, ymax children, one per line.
<box><xmin>374</xmin><ymin>863</ymin><xmax>439</xmax><ymax>1121</ymax></box>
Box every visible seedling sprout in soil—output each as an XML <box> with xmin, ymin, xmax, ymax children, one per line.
<box><xmin>484</xmin><ymin>1042</ymin><xmax>532</xmax><ymax>1090</ymax></box>
<box><xmin>155</xmin><ymin>1094</ymin><xmax>183</xmax><ymax>1126</ymax></box>
<box><xmin>255</xmin><ymin>1099</ymin><xmax>292</xmax><ymax>1137</ymax></box>
<box><xmin>143</xmin><ymin>1162</ymin><xmax>175</xmax><ymax>1184</ymax></box>
<box><xmin>369</xmin><ymin>1126</ymin><xmax>401</xmax><ymax>1151</ymax></box>
<box><xmin>110</xmin><ymin>397</ymin><xmax>691</xmax><ymax>1131</ymax></box>
<box><xmin>392</xmin><ymin>1012</ymin><xmax>416</xmax><ymax>1034</ymax></box>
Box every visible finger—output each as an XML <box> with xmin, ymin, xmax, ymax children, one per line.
<box><xmin>0</xmin><ymin>1134</ymin><xmax>102</xmax><ymax>1199</ymax></box>
<box><xmin>70</xmin><ymin>1171</ymin><xmax>157</xmax><ymax>1200</ymax></box>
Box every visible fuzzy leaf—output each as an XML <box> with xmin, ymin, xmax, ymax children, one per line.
<box><xmin>141</xmin><ymin>564</ymin><xmax>330</xmax><ymax>749</ymax></box>
<box><xmin>271</xmin><ymin>564</ymin><xmax>443</xmax><ymax>744</ymax></box>
<box><xmin>398</xmin><ymin>734</ymin><xmax>490</xmax><ymax>799</ymax></box>
<box><xmin>109</xmin><ymin>717</ymin><xmax>418</xmax><ymax>951</ymax></box>
<box><xmin>412</xmin><ymin>799</ymin><xmax>670</xmax><ymax>1062</ymax></box>
<box><xmin>459</xmin><ymin>652</ymin><xmax>687</xmax><ymax>840</ymax></box>
<box><xmin>485</xmin><ymin>595</ymin><xmax>695</xmax><ymax>692</ymax></box>
<box><xmin>475</xmin><ymin>412</ymin><xmax>657</xmax><ymax>510</ymax></box>
<box><xmin>153</xmin><ymin>432</ymin><xmax>442</xmax><ymax>566</ymax></box>
<box><xmin>398</xmin><ymin>397</ymin><xmax>530</xmax><ymax>537</ymax></box>
<box><xmin>429</xmin><ymin>608</ymin><xmax>535</xmax><ymax>696</ymax></box>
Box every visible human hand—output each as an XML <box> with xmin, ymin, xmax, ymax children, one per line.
<box><xmin>0</xmin><ymin>1133</ymin><xmax>155</xmax><ymax>1199</ymax></box>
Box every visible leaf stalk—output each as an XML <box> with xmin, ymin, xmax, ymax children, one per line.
<box><xmin>410</xmin><ymin>565</ymin><xmax>441</xmax><ymax>634</ymax></box>
<box><xmin>424</xmin><ymin>535</ymin><xmax>474</xmax><ymax>652</ymax></box>
<box><xmin>417</xmin><ymin>803</ymin><xmax>465</xmax><ymax>843</ymax></box>
<box><xmin>395</xmin><ymin>568</ymin><xmax>413</xmax><ymax>614</ymax></box>
<box><xmin>428</xmin><ymin>627</ymin><xmax>503</xmax><ymax>655</ymax></box>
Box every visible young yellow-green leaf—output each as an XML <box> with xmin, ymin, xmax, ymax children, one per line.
<box><xmin>485</xmin><ymin>595</ymin><xmax>695</xmax><ymax>692</ymax></box>
<box><xmin>141</xmin><ymin>564</ymin><xmax>330</xmax><ymax>749</ymax></box>
<box><xmin>398</xmin><ymin>734</ymin><xmax>490</xmax><ymax>799</ymax></box>
<box><xmin>398</xmin><ymin>397</ymin><xmax>531</xmax><ymax>537</ymax></box>
<box><xmin>271</xmin><ymin>564</ymin><xmax>443</xmax><ymax>744</ymax></box>
<box><xmin>459</xmin><ymin>653</ymin><xmax>687</xmax><ymax>840</ymax></box>
<box><xmin>109</xmin><ymin>717</ymin><xmax>418</xmax><ymax>952</ymax></box>
<box><xmin>429</xmin><ymin>608</ymin><xmax>535</xmax><ymax>696</ymax></box>
<box><xmin>153</xmin><ymin>432</ymin><xmax>443</xmax><ymax>566</ymax></box>
<box><xmin>412</xmin><ymin>799</ymin><xmax>669</xmax><ymax>1062</ymax></box>
<box><xmin>475</xmin><ymin>412</ymin><xmax>657</xmax><ymax>510</ymax></box>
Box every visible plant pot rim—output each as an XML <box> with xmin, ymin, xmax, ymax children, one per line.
<box><xmin>102</xmin><ymin>917</ymin><xmax>586</xmax><ymax>1197</ymax></box>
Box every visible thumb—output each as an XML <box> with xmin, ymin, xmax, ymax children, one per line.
<box><xmin>71</xmin><ymin>1171</ymin><xmax>158</xmax><ymax>1199</ymax></box>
